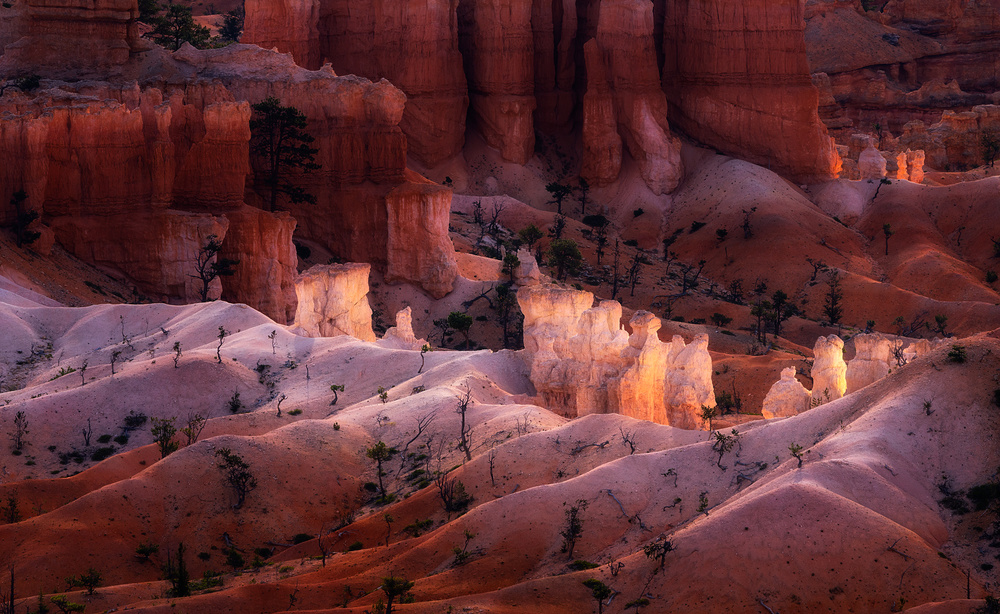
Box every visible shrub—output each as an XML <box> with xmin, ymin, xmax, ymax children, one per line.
<box><xmin>90</xmin><ymin>447</ymin><xmax>115</xmax><ymax>462</ymax></box>
<box><xmin>347</xmin><ymin>541</ymin><xmax>363</xmax><ymax>552</ymax></box>
<box><xmin>292</xmin><ymin>533</ymin><xmax>313</xmax><ymax>545</ymax></box>
<box><xmin>947</xmin><ymin>345</ymin><xmax>967</xmax><ymax>363</ymax></box>
<box><xmin>225</xmin><ymin>549</ymin><xmax>245</xmax><ymax>569</ymax></box>
<box><xmin>569</xmin><ymin>560</ymin><xmax>599</xmax><ymax>570</ymax></box>
<box><xmin>97</xmin><ymin>434</ymin><xmax>112</xmax><ymax>444</ymax></box>
<box><xmin>987</xmin><ymin>270</ymin><xmax>998</xmax><ymax>283</ymax></box>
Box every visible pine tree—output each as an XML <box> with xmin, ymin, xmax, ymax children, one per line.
<box><xmin>250</xmin><ymin>97</ymin><xmax>320</xmax><ymax>211</ymax></box>
<box><xmin>146</xmin><ymin>4</ymin><xmax>211</xmax><ymax>51</ymax></box>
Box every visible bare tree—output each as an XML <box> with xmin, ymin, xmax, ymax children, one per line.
<box><xmin>456</xmin><ymin>385</ymin><xmax>473</xmax><ymax>461</ymax></box>
<box><xmin>394</xmin><ymin>411</ymin><xmax>437</xmax><ymax>479</ymax></box>
<box><xmin>191</xmin><ymin>235</ymin><xmax>239</xmax><ymax>302</ymax></box>
<box><xmin>618</xmin><ymin>426</ymin><xmax>637</xmax><ymax>455</ymax></box>
<box><xmin>180</xmin><ymin>414</ymin><xmax>207</xmax><ymax>446</ymax></box>
<box><xmin>9</xmin><ymin>411</ymin><xmax>28</xmax><ymax>454</ymax></box>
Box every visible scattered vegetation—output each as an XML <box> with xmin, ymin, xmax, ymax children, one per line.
<box><xmin>215</xmin><ymin>448</ymin><xmax>258</xmax><ymax>509</ymax></box>
<box><xmin>150</xmin><ymin>417</ymin><xmax>178</xmax><ymax>458</ymax></box>
<box><xmin>560</xmin><ymin>500</ymin><xmax>588</xmax><ymax>558</ymax></box>
<box><xmin>192</xmin><ymin>236</ymin><xmax>238</xmax><ymax>302</ymax></box>
<box><xmin>250</xmin><ymin>97</ymin><xmax>320</xmax><ymax>212</ymax></box>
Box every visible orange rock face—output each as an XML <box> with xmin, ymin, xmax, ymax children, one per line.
<box><xmin>0</xmin><ymin>0</ymin><xmax>140</xmax><ymax>76</ymax></box>
<box><xmin>1</xmin><ymin>45</ymin><xmax>457</xmax><ymax>318</ymax></box>
<box><xmin>581</xmin><ymin>39</ymin><xmax>622</xmax><ymax>186</ymax></box>
<box><xmin>531</xmin><ymin>0</ymin><xmax>577</xmax><ymax>133</ymax></box>
<box><xmin>385</xmin><ymin>172</ymin><xmax>459</xmax><ymax>299</ymax></box>
<box><xmin>663</xmin><ymin>0</ymin><xmax>841</xmax><ymax>183</ymax></box>
<box><xmin>244</xmin><ymin>0</ymin><xmax>468</xmax><ymax>167</ymax></box>
<box><xmin>592</xmin><ymin>0</ymin><xmax>682</xmax><ymax>194</ymax></box>
<box><xmin>805</xmin><ymin>0</ymin><xmax>1000</xmax><ymax>164</ymax></box>
<box><xmin>457</xmin><ymin>0</ymin><xmax>537</xmax><ymax>164</ymax></box>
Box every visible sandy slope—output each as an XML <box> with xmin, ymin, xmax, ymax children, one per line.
<box><xmin>0</xmin><ymin>274</ymin><xmax>998</xmax><ymax>613</ymax></box>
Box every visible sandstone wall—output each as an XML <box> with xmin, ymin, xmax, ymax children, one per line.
<box><xmin>1</xmin><ymin>45</ymin><xmax>457</xmax><ymax>318</ymax></box>
<box><xmin>662</xmin><ymin>0</ymin><xmax>841</xmax><ymax>183</ymax></box>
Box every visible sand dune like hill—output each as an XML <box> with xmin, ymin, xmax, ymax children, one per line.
<box><xmin>0</xmin><ymin>282</ymin><xmax>997</xmax><ymax>613</ymax></box>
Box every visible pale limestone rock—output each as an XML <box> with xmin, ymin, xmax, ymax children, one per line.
<box><xmin>846</xmin><ymin>333</ymin><xmax>893</xmax><ymax>393</ymax></box>
<box><xmin>762</xmin><ymin>367</ymin><xmax>812</xmax><ymax>419</ymax></box>
<box><xmin>514</xmin><ymin>248</ymin><xmax>541</xmax><ymax>287</ymax></box>
<box><xmin>293</xmin><ymin>263</ymin><xmax>375</xmax><ymax>341</ymax></box>
<box><xmin>859</xmin><ymin>145</ymin><xmax>887</xmax><ymax>180</ymax></box>
<box><xmin>612</xmin><ymin>311</ymin><xmax>668</xmax><ymax>423</ymax></box>
<box><xmin>811</xmin><ymin>335</ymin><xmax>847</xmax><ymax>404</ymax></box>
<box><xmin>518</xmin><ymin>285</ymin><xmax>715</xmax><ymax>429</ymax></box>
<box><xmin>379</xmin><ymin>306</ymin><xmax>428</xmax><ymax>351</ymax></box>
<box><xmin>662</xmin><ymin>333</ymin><xmax>716</xmax><ymax>430</ymax></box>
<box><xmin>544</xmin><ymin>300</ymin><xmax>630</xmax><ymax>417</ymax></box>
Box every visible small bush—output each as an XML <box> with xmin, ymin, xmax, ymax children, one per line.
<box><xmin>189</xmin><ymin>571</ymin><xmax>223</xmax><ymax>591</ymax></box>
<box><xmin>113</xmin><ymin>434</ymin><xmax>129</xmax><ymax>445</ymax></box>
<box><xmin>292</xmin><ymin>533</ymin><xmax>313</xmax><ymax>545</ymax></box>
<box><xmin>97</xmin><ymin>434</ymin><xmax>112</xmax><ymax>444</ymax></box>
<box><xmin>225</xmin><ymin>549</ymin><xmax>245</xmax><ymax>569</ymax></box>
<box><xmin>967</xmin><ymin>483</ymin><xmax>1000</xmax><ymax>511</ymax></box>
<box><xmin>347</xmin><ymin>541</ymin><xmax>363</xmax><ymax>552</ymax></box>
<box><xmin>987</xmin><ymin>270</ymin><xmax>998</xmax><ymax>283</ymax></box>
<box><xmin>123</xmin><ymin>411</ymin><xmax>148</xmax><ymax>429</ymax></box>
<box><xmin>569</xmin><ymin>560</ymin><xmax>599</xmax><ymax>570</ymax></box>
<box><xmin>90</xmin><ymin>447</ymin><xmax>115</xmax><ymax>462</ymax></box>
<box><xmin>633</xmin><ymin>208</ymin><xmax>645</xmax><ymax>217</ymax></box>
<box><xmin>227</xmin><ymin>391</ymin><xmax>242</xmax><ymax>413</ymax></box>
<box><xmin>690</xmin><ymin>221</ymin><xmax>707</xmax><ymax>233</ymax></box>
<box><xmin>947</xmin><ymin>345</ymin><xmax>967</xmax><ymax>363</ymax></box>
<box><xmin>288</xmin><ymin>409</ymin><xmax>302</xmax><ymax>416</ymax></box>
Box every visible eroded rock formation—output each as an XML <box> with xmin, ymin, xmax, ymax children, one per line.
<box><xmin>0</xmin><ymin>0</ymin><xmax>142</xmax><ymax>76</ymax></box>
<box><xmin>1</xmin><ymin>43</ymin><xmax>458</xmax><ymax>316</ymax></box>
<box><xmin>518</xmin><ymin>284</ymin><xmax>716</xmax><ymax>429</ymax></box>
<box><xmin>806</xmin><ymin>0</ymin><xmax>1000</xmax><ymax>171</ymax></box>
<box><xmin>858</xmin><ymin>144</ymin><xmax>888</xmax><ymax>180</ymax></box>
<box><xmin>378</xmin><ymin>306</ymin><xmax>427</xmax><ymax>351</ymax></box>
<box><xmin>292</xmin><ymin>263</ymin><xmax>375</xmax><ymax>340</ymax></box>
<box><xmin>457</xmin><ymin>0</ymin><xmax>536</xmax><ymax>164</ymax></box>
<box><xmin>245</xmin><ymin>0</ymin><xmax>468</xmax><ymax>167</ymax></box>
<box><xmin>762</xmin><ymin>367</ymin><xmax>812</xmax><ymax>419</ymax></box>
<box><xmin>0</xmin><ymin>83</ymin><xmax>299</xmax><ymax>319</ymax></box>
<box><xmin>385</xmin><ymin>173</ymin><xmax>459</xmax><ymax>299</ymax></box>
<box><xmin>583</xmin><ymin>0</ymin><xmax>682</xmax><ymax>194</ymax></box>
<box><xmin>242</xmin><ymin>0</ymin><xmax>839</xmax><ymax>186</ymax></box>
<box><xmin>846</xmin><ymin>333</ymin><xmax>894</xmax><ymax>394</ymax></box>
<box><xmin>811</xmin><ymin>334</ymin><xmax>847</xmax><ymax>404</ymax></box>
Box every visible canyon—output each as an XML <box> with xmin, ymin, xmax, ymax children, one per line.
<box><xmin>0</xmin><ymin>0</ymin><xmax>999</xmax><ymax>612</ymax></box>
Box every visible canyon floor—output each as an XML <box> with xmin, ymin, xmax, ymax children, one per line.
<box><xmin>1</xmin><ymin>142</ymin><xmax>1000</xmax><ymax>613</ymax></box>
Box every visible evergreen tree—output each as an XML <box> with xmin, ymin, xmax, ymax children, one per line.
<box><xmin>146</xmin><ymin>4</ymin><xmax>211</xmax><ymax>51</ymax></box>
<box><xmin>218</xmin><ymin>6</ymin><xmax>244</xmax><ymax>42</ymax></box>
<box><xmin>250</xmin><ymin>97</ymin><xmax>320</xmax><ymax>211</ymax></box>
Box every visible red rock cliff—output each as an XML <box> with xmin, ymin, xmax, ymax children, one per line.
<box><xmin>244</xmin><ymin>0</ymin><xmax>469</xmax><ymax>168</ymax></box>
<box><xmin>662</xmin><ymin>0</ymin><xmax>841</xmax><ymax>182</ymax></box>
<box><xmin>457</xmin><ymin>0</ymin><xmax>537</xmax><ymax>164</ymax></box>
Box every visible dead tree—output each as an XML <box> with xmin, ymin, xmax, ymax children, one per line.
<box><xmin>456</xmin><ymin>385</ymin><xmax>473</xmax><ymax>461</ymax></box>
